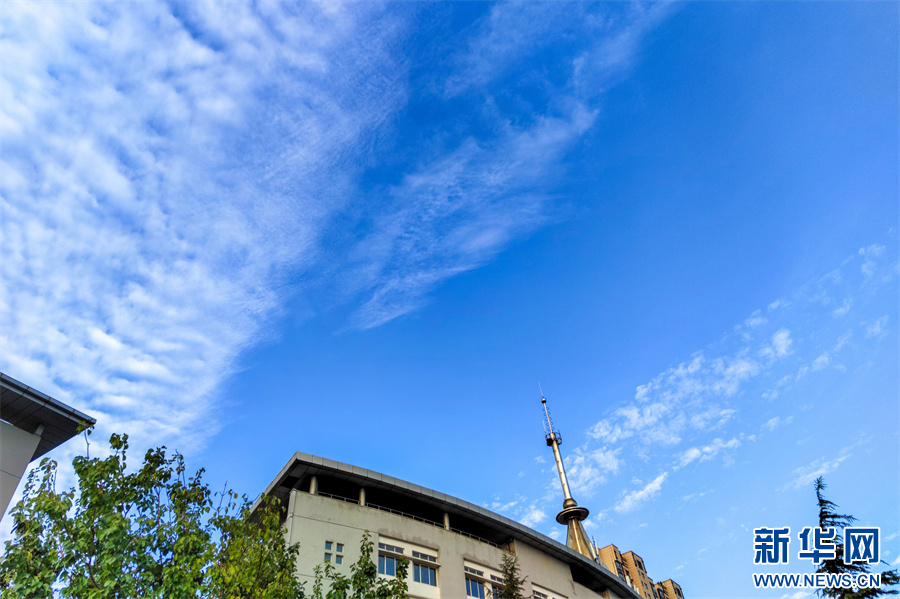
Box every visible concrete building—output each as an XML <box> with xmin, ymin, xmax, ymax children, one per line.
<box><xmin>259</xmin><ymin>452</ymin><xmax>641</xmax><ymax>599</ymax></box>
<box><xmin>0</xmin><ymin>372</ymin><xmax>95</xmax><ymax>521</ymax></box>
<box><xmin>256</xmin><ymin>395</ymin><xmax>685</xmax><ymax>598</ymax></box>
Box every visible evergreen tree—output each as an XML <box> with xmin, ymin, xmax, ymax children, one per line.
<box><xmin>495</xmin><ymin>551</ymin><xmax>527</xmax><ymax>599</ymax></box>
<box><xmin>813</xmin><ymin>477</ymin><xmax>898</xmax><ymax>598</ymax></box>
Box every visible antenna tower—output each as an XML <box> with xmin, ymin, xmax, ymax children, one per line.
<box><xmin>540</xmin><ymin>392</ymin><xmax>599</xmax><ymax>561</ymax></box>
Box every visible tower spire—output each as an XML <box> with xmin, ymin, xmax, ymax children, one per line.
<box><xmin>541</xmin><ymin>393</ymin><xmax>599</xmax><ymax>561</ymax></box>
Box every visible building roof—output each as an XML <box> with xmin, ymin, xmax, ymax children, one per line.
<box><xmin>259</xmin><ymin>452</ymin><xmax>642</xmax><ymax>599</ymax></box>
<box><xmin>0</xmin><ymin>372</ymin><xmax>96</xmax><ymax>460</ymax></box>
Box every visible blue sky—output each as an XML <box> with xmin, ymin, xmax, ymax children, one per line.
<box><xmin>1</xmin><ymin>2</ymin><xmax>897</xmax><ymax>597</ymax></box>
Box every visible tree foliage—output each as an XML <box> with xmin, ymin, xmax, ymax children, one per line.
<box><xmin>495</xmin><ymin>551</ymin><xmax>527</xmax><ymax>599</ymax></box>
<box><xmin>309</xmin><ymin>531</ymin><xmax>409</xmax><ymax>599</ymax></box>
<box><xmin>0</xmin><ymin>430</ymin><xmax>303</xmax><ymax>599</ymax></box>
<box><xmin>813</xmin><ymin>477</ymin><xmax>898</xmax><ymax>598</ymax></box>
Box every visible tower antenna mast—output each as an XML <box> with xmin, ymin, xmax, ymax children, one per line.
<box><xmin>540</xmin><ymin>392</ymin><xmax>599</xmax><ymax>561</ymax></box>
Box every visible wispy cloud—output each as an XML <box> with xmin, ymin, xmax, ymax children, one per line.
<box><xmin>677</xmin><ymin>438</ymin><xmax>740</xmax><ymax>469</ymax></box>
<box><xmin>1</xmin><ymin>3</ymin><xmax>685</xmax><ymax>515</ymax></box>
<box><xmin>865</xmin><ymin>315</ymin><xmax>889</xmax><ymax>338</ymax></box>
<box><xmin>520</xmin><ymin>506</ymin><xmax>548</xmax><ymax>528</ymax></box>
<box><xmin>347</xmin><ymin>105</ymin><xmax>596</xmax><ymax>329</ymax></box>
<box><xmin>785</xmin><ymin>455</ymin><xmax>850</xmax><ymax>491</ymax></box>
<box><xmin>495</xmin><ymin>241</ymin><xmax>896</xmax><ymax>524</ymax></box>
<box><xmin>1</xmin><ymin>2</ymin><xmax>407</xmax><ymax>453</ymax></box>
<box><xmin>615</xmin><ymin>472</ymin><xmax>668</xmax><ymax>513</ymax></box>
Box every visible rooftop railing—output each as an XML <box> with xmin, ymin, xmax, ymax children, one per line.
<box><xmin>314</xmin><ymin>490</ymin><xmax>501</xmax><ymax>549</ymax></box>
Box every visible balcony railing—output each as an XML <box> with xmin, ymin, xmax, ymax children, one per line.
<box><xmin>314</xmin><ymin>490</ymin><xmax>501</xmax><ymax>549</ymax></box>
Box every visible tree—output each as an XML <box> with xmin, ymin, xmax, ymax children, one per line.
<box><xmin>0</xmin><ymin>430</ymin><xmax>303</xmax><ymax>599</ymax></box>
<box><xmin>495</xmin><ymin>551</ymin><xmax>527</xmax><ymax>599</ymax></box>
<box><xmin>309</xmin><ymin>531</ymin><xmax>409</xmax><ymax>599</ymax></box>
<box><xmin>813</xmin><ymin>477</ymin><xmax>898</xmax><ymax>598</ymax></box>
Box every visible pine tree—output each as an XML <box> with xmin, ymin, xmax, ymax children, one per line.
<box><xmin>495</xmin><ymin>551</ymin><xmax>527</xmax><ymax>599</ymax></box>
<box><xmin>813</xmin><ymin>477</ymin><xmax>898</xmax><ymax>598</ymax></box>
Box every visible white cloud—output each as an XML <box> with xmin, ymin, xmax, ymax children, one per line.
<box><xmin>572</xmin><ymin>2</ymin><xmax>676</xmax><ymax>97</ymax></box>
<box><xmin>0</xmin><ymin>1</ymin><xmax>407</xmax><ymax>453</ymax></box>
<box><xmin>742</xmin><ymin>309</ymin><xmax>768</xmax><ymax>329</ymax></box>
<box><xmin>812</xmin><ymin>353</ymin><xmax>831</xmax><ymax>371</ymax></box>
<box><xmin>786</xmin><ymin>455</ymin><xmax>850</xmax><ymax>490</ymax></box>
<box><xmin>2</xmin><ymin>1</ymin><xmax>674</xmax><ymax>458</ymax></box>
<box><xmin>444</xmin><ymin>2</ymin><xmax>568</xmax><ymax>96</ymax></box>
<box><xmin>491</xmin><ymin>499</ymin><xmax>520</xmax><ymax>512</ymax></box>
<box><xmin>589</xmin><ymin>345</ymin><xmax>769</xmax><ymax>448</ymax></box>
<box><xmin>348</xmin><ymin>105</ymin><xmax>597</xmax><ymax>329</ymax></box>
<box><xmin>859</xmin><ymin>244</ymin><xmax>885</xmax><ymax>277</ymax></box>
<box><xmin>677</xmin><ymin>438</ymin><xmax>741</xmax><ymax>468</ymax></box>
<box><xmin>519</xmin><ymin>506</ymin><xmax>547</xmax><ymax>528</ymax></box>
<box><xmin>832</xmin><ymin>299</ymin><xmax>852</xmax><ymax>317</ymax></box>
<box><xmin>615</xmin><ymin>472</ymin><xmax>667</xmax><ymax>513</ymax></box>
<box><xmin>865</xmin><ymin>315</ymin><xmax>889</xmax><ymax>338</ymax></box>
<box><xmin>759</xmin><ymin>329</ymin><xmax>793</xmax><ymax>362</ymax></box>
<box><xmin>762</xmin><ymin>416</ymin><xmax>793</xmax><ymax>432</ymax></box>
<box><xmin>566</xmin><ymin>447</ymin><xmax>622</xmax><ymax>496</ymax></box>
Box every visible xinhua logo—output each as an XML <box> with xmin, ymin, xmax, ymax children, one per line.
<box><xmin>845</xmin><ymin>528</ymin><xmax>880</xmax><ymax>564</ymax></box>
<box><xmin>752</xmin><ymin>526</ymin><xmax>885</xmax><ymax>590</ymax></box>
<box><xmin>752</xmin><ymin>526</ymin><xmax>881</xmax><ymax>565</ymax></box>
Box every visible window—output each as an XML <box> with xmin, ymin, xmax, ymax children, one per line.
<box><xmin>378</xmin><ymin>543</ymin><xmax>404</xmax><ymax>554</ymax></box>
<box><xmin>378</xmin><ymin>542</ymin><xmax>404</xmax><ymax>577</ymax></box>
<box><xmin>412</xmin><ymin>550</ymin><xmax>437</xmax><ymax>563</ymax></box>
<box><xmin>533</xmin><ymin>591</ymin><xmax>548</xmax><ymax>599</ymax></box>
<box><xmin>378</xmin><ymin>555</ymin><xmax>398</xmax><ymax>577</ymax></box>
<box><xmin>326</xmin><ymin>540</ymin><xmax>344</xmax><ymax>565</ymax></box>
<box><xmin>464</xmin><ymin>566</ymin><xmax>484</xmax><ymax>577</ymax></box>
<box><xmin>414</xmin><ymin>563</ymin><xmax>437</xmax><ymax>586</ymax></box>
<box><xmin>615</xmin><ymin>561</ymin><xmax>624</xmax><ymax>579</ymax></box>
<box><xmin>466</xmin><ymin>578</ymin><xmax>485</xmax><ymax>598</ymax></box>
<box><xmin>490</xmin><ymin>575</ymin><xmax>504</xmax><ymax>594</ymax></box>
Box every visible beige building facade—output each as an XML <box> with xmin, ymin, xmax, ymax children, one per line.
<box><xmin>259</xmin><ymin>453</ymin><xmax>645</xmax><ymax>599</ymax></box>
<box><xmin>655</xmin><ymin>579</ymin><xmax>684</xmax><ymax>599</ymax></box>
<box><xmin>598</xmin><ymin>544</ymin><xmax>682</xmax><ymax>599</ymax></box>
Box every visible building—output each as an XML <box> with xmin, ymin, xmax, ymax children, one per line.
<box><xmin>259</xmin><ymin>452</ymin><xmax>640</xmax><ymax>599</ymax></box>
<box><xmin>256</xmin><ymin>395</ymin><xmax>685</xmax><ymax>598</ymax></box>
<box><xmin>0</xmin><ymin>372</ymin><xmax>96</xmax><ymax>521</ymax></box>
<box><xmin>598</xmin><ymin>542</ymin><xmax>682</xmax><ymax>599</ymax></box>
<box><xmin>621</xmin><ymin>550</ymin><xmax>655</xmax><ymax>599</ymax></box>
<box><xmin>655</xmin><ymin>579</ymin><xmax>685</xmax><ymax>599</ymax></box>
<box><xmin>598</xmin><ymin>544</ymin><xmax>628</xmax><ymax>586</ymax></box>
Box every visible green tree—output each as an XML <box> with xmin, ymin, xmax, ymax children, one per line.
<box><xmin>0</xmin><ymin>430</ymin><xmax>303</xmax><ymax>599</ymax></box>
<box><xmin>813</xmin><ymin>477</ymin><xmax>898</xmax><ymax>598</ymax></box>
<box><xmin>309</xmin><ymin>531</ymin><xmax>409</xmax><ymax>599</ymax></box>
<box><xmin>495</xmin><ymin>551</ymin><xmax>527</xmax><ymax>599</ymax></box>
